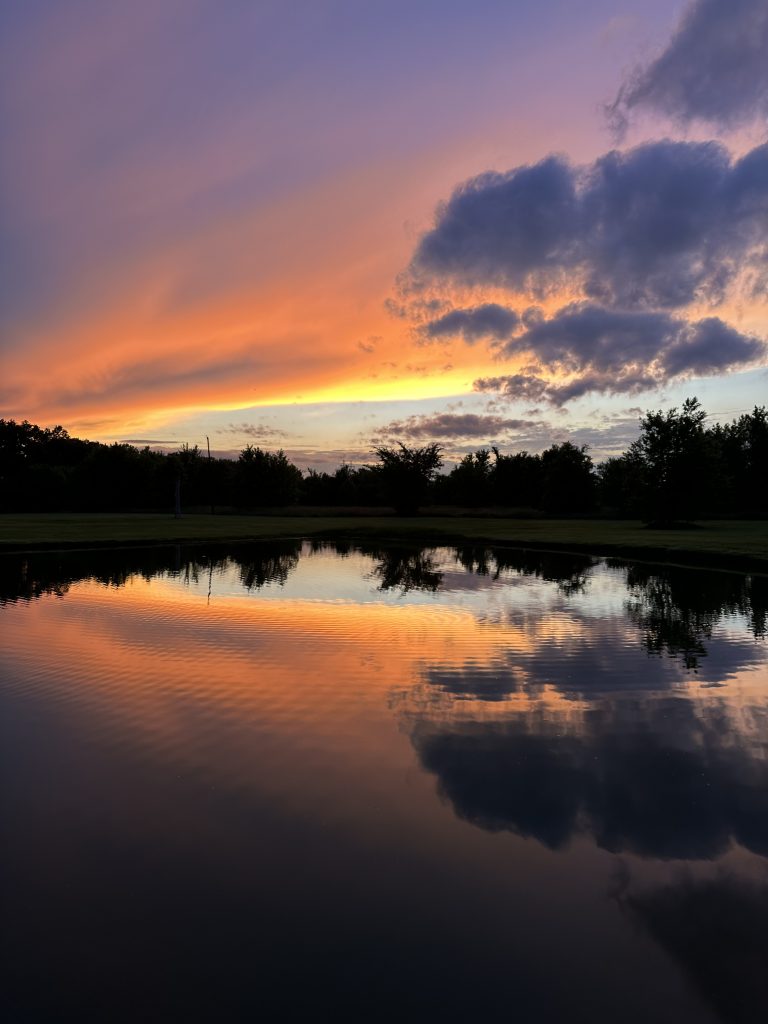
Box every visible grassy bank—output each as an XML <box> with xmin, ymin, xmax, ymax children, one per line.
<box><xmin>1</xmin><ymin>513</ymin><xmax>766</xmax><ymax>571</ymax></box>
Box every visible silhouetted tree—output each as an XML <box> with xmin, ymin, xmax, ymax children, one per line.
<box><xmin>167</xmin><ymin>443</ymin><xmax>205</xmax><ymax>516</ymax></box>
<box><xmin>0</xmin><ymin>419</ymin><xmax>94</xmax><ymax>510</ymax></box>
<box><xmin>712</xmin><ymin>406</ymin><xmax>768</xmax><ymax>518</ymax></box>
<box><xmin>372</xmin><ymin>442</ymin><xmax>443</xmax><ymax>515</ymax></box>
<box><xmin>597</xmin><ymin>454</ymin><xmax>645</xmax><ymax>516</ymax></box>
<box><xmin>236</xmin><ymin>445</ymin><xmax>303</xmax><ymax>507</ymax></box>
<box><xmin>540</xmin><ymin>441</ymin><xmax>595</xmax><ymax>514</ymax></box>
<box><xmin>444</xmin><ymin>449</ymin><xmax>493</xmax><ymax>506</ymax></box>
<box><xmin>628</xmin><ymin>398</ymin><xmax>709</xmax><ymax>525</ymax></box>
<box><xmin>301</xmin><ymin>463</ymin><xmax>382</xmax><ymax>507</ymax></box>
<box><xmin>490</xmin><ymin>448</ymin><xmax>543</xmax><ymax>508</ymax></box>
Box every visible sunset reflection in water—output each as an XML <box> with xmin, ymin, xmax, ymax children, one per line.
<box><xmin>1</xmin><ymin>542</ymin><xmax>767</xmax><ymax>1022</ymax></box>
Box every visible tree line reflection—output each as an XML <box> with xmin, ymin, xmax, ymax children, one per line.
<box><xmin>621</xmin><ymin>561</ymin><xmax>767</xmax><ymax>666</ymax></box>
<box><xmin>0</xmin><ymin>541</ymin><xmax>303</xmax><ymax>606</ymax></box>
<box><xmin>2</xmin><ymin>541</ymin><xmax>765</xmax><ymax>654</ymax></box>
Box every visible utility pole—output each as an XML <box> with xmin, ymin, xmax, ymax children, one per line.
<box><xmin>206</xmin><ymin>435</ymin><xmax>215</xmax><ymax>515</ymax></box>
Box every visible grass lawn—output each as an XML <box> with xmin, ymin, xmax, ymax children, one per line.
<box><xmin>1</xmin><ymin>512</ymin><xmax>766</xmax><ymax>570</ymax></box>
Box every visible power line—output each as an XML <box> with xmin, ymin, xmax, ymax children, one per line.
<box><xmin>703</xmin><ymin>407</ymin><xmax>758</xmax><ymax>419</ymax></box>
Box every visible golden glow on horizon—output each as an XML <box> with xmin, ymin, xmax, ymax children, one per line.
<box><xmin>5</xmin><ymin>111</ymin><xmax>766</xmax><ymax>441</ymax></box>
<box><xmin>4</xmin><ymin>0</ymin><xmax>768</xmax><ymax>448</ymax></box>
<box><xmin>0</xmin><ymin>119</ymin><xmax>623</xmax><ymax>437</ymax></box>
<box><xmin>4</xmin><ymin>140</ymin><xmax>766</xmax><ymax>439</ymax></box>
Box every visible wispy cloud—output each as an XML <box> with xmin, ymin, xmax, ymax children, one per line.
<box><xmin>217</xmin><ymin>421</ymin><xmax>292</xmax><ymax>441</ymax></box>
<box><xmin>371</xmin><ymin>412</ymin><xmax>542</xmax><ymax>442</ymax></box>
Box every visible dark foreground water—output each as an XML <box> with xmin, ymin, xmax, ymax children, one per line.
<box><xmin>1</xmin><ymin>541</ymin><xmax>767</xmax><ymax>1023</ymax></box>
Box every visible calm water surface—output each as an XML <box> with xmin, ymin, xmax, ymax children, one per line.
<box><xmin>2</xmin><ymin>541</ymin><xmax>767</xmax><ymax>1022</ymax></box>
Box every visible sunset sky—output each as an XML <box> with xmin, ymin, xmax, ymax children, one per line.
<box><xmin>1</xmin><ymin>0</ymin><xmax>766</xmax><ymax>468</ymax></box>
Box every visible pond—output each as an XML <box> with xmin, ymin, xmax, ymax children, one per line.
<box><xmin>1</xmin><ymin>541</ymin><xmax>767</xmax><ymax>1022</ymax></box>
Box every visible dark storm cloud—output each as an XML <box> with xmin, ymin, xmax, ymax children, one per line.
<box><xmin>471</xmin><ymin>305</ymin><xmax>765</xmax><ymax>404</ymax></box>
<box><xmin>372</xmin><ymin>412</ymin><xmax>540</xmax><ymax>441</ymax></box>
<box><xmin>609</xmin><ymin>0</ymin><xmax>768</xmax><ymax>132</ymax></box>
<box><xmin>410</xmin><ymin>140</ymin><xmax>768</xmax><ymax>311</ymax></box>
<box><xmin>423</xmin><ymin>303</ymin><xmax>520</xmax><ymax>343</ymax></box>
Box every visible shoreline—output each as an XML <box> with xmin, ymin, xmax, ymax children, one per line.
<box><xmin>1</xmin><ymin>513</ymin><xmax>767</xmax><ymax>574</ymax></box>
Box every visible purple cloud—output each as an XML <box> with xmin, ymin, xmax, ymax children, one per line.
<box><xmin>410</xmin><ymin>140</ymin><xmax>768</xmax><ymax>311</ymax></box>
<box><xmin>424</xmin><ymin>304</ymin><xmax>520</xmax><ymax>343</ymax></box>
<box><xmin>609</xmin><ymin>0</ymin><xmax>768</xmax><ymax>132</ymax></box>
<box><xmin>373</xmin><ymin>412</ymin><xmax>541</xmax><ymax>441</ymax></box>
<box><xmin>472</xmin><ymin>305</ymin><xmax>765</xmax><ymax>405</ymax></box>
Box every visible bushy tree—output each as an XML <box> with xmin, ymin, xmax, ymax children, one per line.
<box><xmin>372</xmin><ymin>442</ymin><xmax>443</xmax><ymax>515</ymax></box>
<box><xmin>236</xmin><ymin>446</ymin><xmax>303</xmax><ymax>507</ymax></box>
<box><xmin>301</xmin><ymin>463</ymin><xmax>381</xmax><ymax>506</ymax></box>
<box><xmin>491</xmin><ymin>448</ymin><xmax>543</xmax><ymax>508</ymax></box>
<box><xmin>445</xmin><ymin>449</ymin><xmax>493</xmax><ymax>507</ymax></box>
<box><xmin>713</xmin><ymin>407</ymin><xmax>768</xmax><ymax>518</ymax></box>
<box><xmin>628</xmin><ymin>398</ymin><xmax>709</xmax><ymax>525</ymax></box>
<box><xmin>166</xmin><ymin>444</ymin><xmax>205</xmax><ymax>516</ymax></box>
<box><xmin>597</xmin><ymin>454</ymin><xmax>645</xmax><ymax>516</ymax></box>
<box><xmin>540</xmin><ymin>442</ymin><xmax>595</xmax><ymax>514</ymax></box>
<box><xmin>0</xmin><ymin>419</ymin><xmax>94</xmax><ymax>510</ymax></box>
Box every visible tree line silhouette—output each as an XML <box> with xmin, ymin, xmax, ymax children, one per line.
<box><xmin>1</xmin><ymin>398</ymin><xmax>766</xmax><ymax>521</ymax></box>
